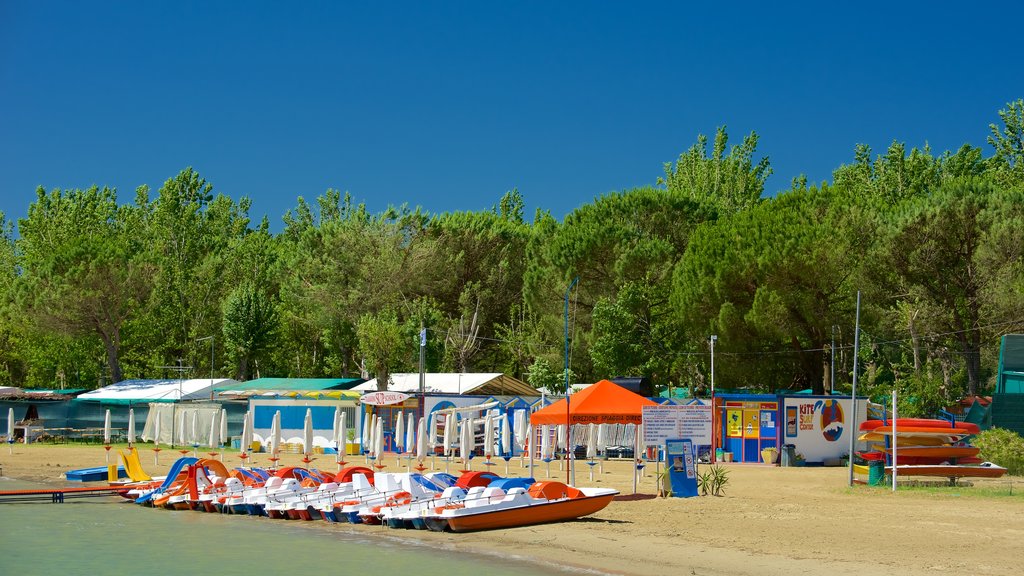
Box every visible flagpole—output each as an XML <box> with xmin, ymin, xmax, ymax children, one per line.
<box><xmin>847</xmin><ymin>291</ymin><xmax>861</xmax><ymax>487</ymax></box>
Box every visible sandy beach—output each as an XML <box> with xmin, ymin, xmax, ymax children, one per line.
<box><xmin>2</xmin><ymin>444</ymin><xmax>1022</xmax><ymax>576</ymax></box>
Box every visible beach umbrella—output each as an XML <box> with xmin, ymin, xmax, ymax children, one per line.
<box><xmin>483</xmin><ymin>414</ymin><xmax>494</xmax><ymax>458</ymax></box>
<box><xmin>302</xmin><ymin>408</ymin><xmax>314</xmax><ymax>461</ymax></box>
<box><xmin>191</xmin><ymin>410</ymin><xmax>199</xmax><ymax>445</ymax></box>
<box><xmin>416</xmin><ymin>417</ymin><xmax>427</xmax><ymax>461</ymax></box>
<box><xmin>8</xmin><ymin>407</ymin><xmax>15</xmax><ymax>454</ymax></box>
<box><xmin>515</xmin><ymin>410</ymin><xmax>528</xmax><ymax>446</ymax></box>
<box><xmin>586</xmin><ymin>423</ymin><xmax>597</xmax><ymax>459</ymax></box>
<box><xmin>395</xmin><ymin>412</ymin><xmax>405</xmax><ymax>453</ymax></box>
<box><xmin>459</xmin><ymin>417</ymin><xmax>472</xmax><ymax>465</ymax></box>
<box><xmin>374</xmin><ymin>416</ymin><xmax>384</xmax><ymax>460</ymax></box>
<box><xmin>596</xmin><ymin>424</ymin><xmax>607</xmax><ymax>473</ymax></box>
<box><xmin>178</xmin><ymin>410</ymin><xmax>188</xmax><ymax>447</ymax></box>
<box><xmin>428</xmin><ymin>412</ymin><xmax>439</xmax><ymax>450</ymax></box>
<box><xmin>127</xmin><ymin>408</ymin><xmax>136</xmax><ymax>446</ymax></box>
<box><xmin>220</xmin><ymin>408</ymin><xmax>228</xmax><ymax>449</ymax></box>
<box><xmin>153</xmin><ymin>411</ymin><xmax>162</xmax><ymax>465</ymax></box>
<box><xmin>405</xmin><ymin>412</ymin><xmax>415</xmax><ymax>457</ymax></box>
<box><xmin>501</xmin><ymin>412</ymin><xmax>512</xmax><ymax>458</ymax></box>
<box><xmin>338</xmin><ymin>411</ymin><xmax>348</xmax><ymax>462</ymax></box>
<box><xmin>208</xmin><ymin>410</ymin><xmax>219</xmax><ymax>450</ymax></box>
<box><xmin>269</xmin><ymin>410</ymin><xmax>281</xmax><ymax>463</ymax></box>
<box><xmin>361</xmin><ymin>413</ymin><xmax>372</xmax><ymax>456</ymax></box>
<box><xmin>442</xmin><ymin>415</ymin><xmax>454</xmax><ymax>457</ymax></box>
<box><xmin>103</xmin><ymin>409</ymin><xmax>112</xmax><ymax>445</ymax></box>
<box><xmin>541</xmin><ymin>424</ymin><xmax>552</xmax><ymax>477</ymax></box>
<box><xmin>102</xmin><ymin>409</ymin><xmax>112</xmax><ymax>462</ymax></box>
<box><xmin>239</xmin><ymin>410</ymin><xmax>251</xmax><ymax>459</ymax></box>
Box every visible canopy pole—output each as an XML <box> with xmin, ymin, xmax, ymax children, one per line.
<box><xmin>847</xmin><ymin>291</ymin><xmax>862</xmax><ymax>487</ymax></box>
<box><xmin>564</xmin><ymin>276</ymin><xmax>578</xmax><ymax>485</ymax></box>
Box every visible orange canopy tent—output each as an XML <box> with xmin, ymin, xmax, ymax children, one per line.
<box><xmin>530</xmin><ymin>379</ymin><xmax>658</xmax><ymax>425</ymax></box>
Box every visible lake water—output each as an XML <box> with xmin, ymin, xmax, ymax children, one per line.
<box><xmin>0</xmin><ymin>478</ymin><xmax>578</xmax><ymax>576</ymax></box>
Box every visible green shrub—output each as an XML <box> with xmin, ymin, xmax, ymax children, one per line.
<box><xmin>697</xmin><ymin>464</ymin><xmax>730</xmax><ymax>496</ymax></box>
<box><xmin>973</xmin><ymin>427</ymin><xmax>1024</xmax><ymax>476</ymax></box>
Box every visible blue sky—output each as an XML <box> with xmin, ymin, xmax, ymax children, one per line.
<box><xmin>2</xmin><ymin>2</ymin><xmax>1022</xmax><ymax>231</ymax></box>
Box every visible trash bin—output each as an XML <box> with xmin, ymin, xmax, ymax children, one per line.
<box><xmin>780</xmin><ymin>444</ymin><xmax>797</xmax><ymax>467</ymax></box>
<box><xmin>868</xmin><ymin>460</ymin><xmax>886</xmax><ymax>485</ymax></box>
<box><xmin>715</xmin><ymin>447</ymin><xmax>724</xmax><ymax>461</ymax></box>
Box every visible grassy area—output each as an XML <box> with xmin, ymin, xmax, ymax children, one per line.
<box><xmin>853</xmin><ymin>478</ymin><xmax>1024</xmax><ymax>499</ymax></box>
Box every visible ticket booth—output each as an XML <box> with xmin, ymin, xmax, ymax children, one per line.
<box><xmin>718</xmin><ymin>394</ymin><xmax>778</xmax><ymax>463</ymax></box>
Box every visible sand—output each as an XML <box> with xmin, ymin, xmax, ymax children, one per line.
<box><xmin>2</xmin><ymin>443</ymin><xmax>1022</xmax><ymax>576</ymax></box>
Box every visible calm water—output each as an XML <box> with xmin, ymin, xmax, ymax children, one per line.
<box><xmin>0</xmin><ymin>478</ymin><xmax>579</xmax><ymax>576</ymax></box>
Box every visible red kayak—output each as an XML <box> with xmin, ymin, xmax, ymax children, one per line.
<box><xmin>859</xmin><ymin>419</ymin><xmax>979</xmax><ymax>435</ymax></box>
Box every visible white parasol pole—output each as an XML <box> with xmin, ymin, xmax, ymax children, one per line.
<box><xmin>528</xmin><ymin>423</ymin><xmax>534</xmax><ymax>478</ymax></box>
<box><xmin>632</xmin><ymin>425</ymin><xmax>639</xmax><ymax>494</ymax></box>
<box><xmin>103</xmin><ymin>409</ymin><xmax>112</xmax><ymax>462</ymax></box>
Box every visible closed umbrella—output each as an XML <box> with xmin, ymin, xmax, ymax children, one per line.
<box><xmin>459</xmin><ymin>417</ymin><xmax>472</xmax><ymax>467</ymax></box>
<box><xmin>361</xmin><ymin>413</ymin><xmax>371</xmax><ymax>456</ymax></box>
<box><xmin>374</xmin><ymin>416</ymin><xmax>384</xmax><ymax>461</ymax></box>
<box><xmin>239</xmin><ymin>410</ymin><xmax>251</xmax><ymax>462</ymax></box>
<box><xmin>152</xmin><ymin>411</ymin><xmax>162</xmax><ymax>465</ymax></box>
<box><xmin>337</xmin><ymin>411</ymin><xmax>348</xmax><ymax>463</ymax></box>
<box><xmin>8</xmin><ymin>407</ymin><xmax>14</xmax><ymax>454</ymax></box>
<box><xmin>127</xmin><ymin>408</ymin><xmax>136</xmax><ymax>446</ymax></box>
<box><xmin>302</xmin><ymin>408</ymin><xmax>314</xmax><ymax>462</ymax></box>
<box><xmin>633</xmin><ymin>423</ymin><xmax>644</xmax><ymax>494</ymax></box>
<box><xmin>405</xmin><ymin>412</ymin><xmax>415</xmax><ymax>457</ymax></box>
<box><xmin>416</xmin><ymin>417</ymin><xmax>427</xmax><ymax>462</ymax></box>
<box><xmin>269</xmin><ymin>410</ymin><xmax>281</xmax><ymax>466</ymax></box>
<box><xmin>501</xmin><ymin>412</ymin><xmax>513</xmax><ymax>475</ymax></box>
<box><xmin>483</xmin><ymin>414</ymin><xmax>494</xmax><ymax>458</ymax></box>
<box><xmin>190</xmin><ymin>410</ymin><xmax>199</xmax><ymax>456</ymax></box>
<box><xmin>442</xmin><ymin>415</ymin><xmax>454</xmax><ymax>457</ymax></box>
<box><xmin>395</xmin><ymin>412</ymin><xmax>405</xmax><ymax>454</ymax></box>
<box><xmin>102</xmin><ymin>409</ymin><xmax>112</xmax><ymax>463</ymax></box>
<box><xmin>515</xmin><ymin>410</ymin><xmax>528</xmax><ymax>445</ymax></box>
<box><xmin>208</xmin><ymin>410</ymin><xmax>219</xmax><ymax>450</ymax></box>
<box><xmin>178</xmin><ymin>410</ymin><xmax>188</xmax><ymax>448</ymax></box>
<box><xmin>596</xmin><ymin>423</ymin><xmax>607</xmax><ymax>473</ymax></box>
<box><xmin>501</xmin><ymin>412</ymin><xmax>512</xmax><ymax>458</ymax></box>
<box><xmin>103</xmin><ymin>409</ymin><xmax>112</xmax><ymax>445</ymax></box>
<box><xmin>586</xmin><ymin>423</ymin><xmax>597</xmax><ymax>459</ymax></box>
<box><xmin>220</xmin><ymin>408</ymin><xmax>228</xmax><ymax>449</ymax></box>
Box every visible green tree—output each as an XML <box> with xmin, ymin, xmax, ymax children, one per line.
<box><xmin>17</xmin><ymin>186</ymin><xmax>151</xmax><ymax>384</ymax></box>
<box><xmin>658</xmin><ymin>126</ymin><xmax>772</xmax><ymax>213</ymax></box>
<box><xmin>356</xmin><ymin>309</ymin><xmax>409</xmax><ymax>390</ymax></box>
<box><xmin>222</xmin><ymin>284</ymin><xmax>279</xmax><ymax>380</ymax></box>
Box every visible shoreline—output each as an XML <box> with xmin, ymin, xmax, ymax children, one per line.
<box><xmin>2</xmin><ymin>444</ymin><xmax>1022</xmax><ymax>576</ymax></box>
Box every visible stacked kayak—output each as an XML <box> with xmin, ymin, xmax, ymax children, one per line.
<box><xmin>857</xmin><ymin>419</ymin><xmax>1005</xmax><ymax>480</ymax></box>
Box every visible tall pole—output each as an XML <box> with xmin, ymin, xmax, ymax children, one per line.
<box><xmin>830</xmin><ymin>326</ymin><xmax>836</xmax><ymax>395</ymax></box>
<box><xmin>847</xmin><ymin>291</ymin><xmax>862</xmax><ymax>487</ymax></box>
<box><xmin>564</xmin><ymin>276</ymin><xmax>579</xmax><ymax>485</ymax></box>
<box><xmin>419</xmin><ymin>327</ymin><xmax>426</xmax><ymax>420</ymax></box>
<box><xmin>710</xmin><ymin>335</ymin><xmax>717</xmax><ymax>463</ymax></box>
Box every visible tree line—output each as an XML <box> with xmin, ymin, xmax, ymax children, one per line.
<box><xmin>1</xmin><ymin>100</ymin><xmax>1022</xmax><ymax>414</ymax></box>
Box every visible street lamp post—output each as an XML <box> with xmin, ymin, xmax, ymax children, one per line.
<box><xmin>710</xmin><ymin>335</ymin><xmax>717</xmax><ymax>463</ymax></box>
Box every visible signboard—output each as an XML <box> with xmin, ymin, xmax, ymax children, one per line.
<box><xmin>780</xmin><ymin>396</ymin><xmax>867</xmax><ymax>463</ymax></box>
<box><xmin>360</xmin><ymin>391</ymin><xmax>411</xmax><ymax>406</ymax></box>
<box><xmin>642</xmin><ymin>404</ymin><xmax>712</xmax><ymax>446</ymax></box>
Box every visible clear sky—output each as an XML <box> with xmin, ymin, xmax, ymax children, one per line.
<box><xmin>2</xmin><ymin>1</ymin><xmax>1022</xmax><ymax>231</ymax></box>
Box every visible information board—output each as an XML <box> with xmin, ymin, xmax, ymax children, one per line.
<box><xmin>642</xmin><ymin>405</ymin><xmax>712</xmax><ymax>446</ymax></box>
